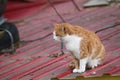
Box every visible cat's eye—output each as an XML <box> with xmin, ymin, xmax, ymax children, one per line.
<box><xmin>61</xmin><ymin>27</ymin><xmax>65</xmax><ymax>32</ymax></box>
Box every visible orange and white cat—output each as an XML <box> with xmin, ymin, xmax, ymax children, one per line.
<box><xmin>53</xmin><ymin>23</ymin><xmax>106</xmax><ymax>73</ymax></box>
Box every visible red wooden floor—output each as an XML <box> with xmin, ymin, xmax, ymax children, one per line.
<box><xmin>0</xmin><ymin>0</ymin><xmax>120</xmax><ymax>80</ymax></box>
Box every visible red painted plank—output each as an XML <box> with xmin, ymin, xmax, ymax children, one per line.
<box><xmin>33</xmin><ymin>60</ymin><xmax>71</xmax><ymax>80</ymax></box>
<box><xmin>57</xmin><ymin>70</ymin><xmax>72</xmax><ymax>78</ymax></box>
<box><xmin>0</xmin><ymin>53</ymin><xmax>9</xmax><ymax>59</ymax></box>
<box><xmin>17</xmin><ymin>36</ymin><xmax>52</xmax><ymax>52</ymax></box>
<box><xmin>69</xmin><ymin>7</ymin><xmax>119</xmax><ymax>26</ymax></box>
<box><xmin>0</xmin><ymin>44</ymin><xmax>59</xmax><ymax>72</ymax></box>
<box><xmin>0</xmin><ymin>38</ymin><xmax>54</xmax><ymax>65</ymax></box>
<box><xmin>107</xmin><ymin>67</ymin><xmax>120</xmax><ymax>74</ymax></box>
<box><xmin>9</xmin><ymin>54</ymin><xmax>70</xmax><ymax>80</ymax></box>
<box><xmin>6</xmin><ymin>1</ymin><xmax>46</xmax><ymax>12</ymax></box>
<box><xmin>0</xmin><ymin>44</ymin><xmax>61</xmax><ymax>78</ymax></box>
<box><xmin>106</xmin><ymin>48</ymin><xmax>120</xmax><ymax>57</ymax></box>
<box><xmin>100</xmin><ymin>29</ymin><xmax>120</xmax><ymax>40</ymax></box>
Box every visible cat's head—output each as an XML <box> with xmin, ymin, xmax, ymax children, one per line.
<box><xmin>53</xmin><ymin>23</ymin><xmax>73</xmax><ymax>41</ymax></box>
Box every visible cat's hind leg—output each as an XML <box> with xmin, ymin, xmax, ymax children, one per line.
<box><xmin>88</xmin><ymin>45</ymin><xmax>106</xmax><ymax>69</ymax></box>
<box><xmin>88</xmin><ymin>58</ymin><xmax>100</xmax><ymax>68</ymax></box>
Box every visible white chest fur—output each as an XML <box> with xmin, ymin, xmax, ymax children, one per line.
<box><xmin>63</xmin><ymin>35</ymin><xmax>83</xmax><ymax>59</ymax></box>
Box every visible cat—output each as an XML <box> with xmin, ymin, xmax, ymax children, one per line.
<box><xmin>53</xmin><ymin>23</ymin><xmax>106</xmax><ymax>73</ymax></box>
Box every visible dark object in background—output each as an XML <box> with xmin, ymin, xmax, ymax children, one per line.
<box><xmin>0</xmin><ymin>0</ymin><xmax>8</xmax><ymax>17</ymax></box>
<box><xmin>83</xmin><ymin>0</ymin><xmax>109</xmax><ymax>8</ymax></box>
<box><xmin>0</xmin><ymin>0</ymin><xmax>20</xmax><ymax>54</ymax></box>
<box><xmin>0</xmin><ymin>22</ymin><xmax>20</xmax><ymax>54</ymax></box>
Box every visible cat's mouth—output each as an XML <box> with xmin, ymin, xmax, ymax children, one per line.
<box><xmin>53</xmin><ymin>35</ymin><xmax>62</xmax><ymax>42</ymax></box>
<box><xmin>53</xmin><ymin>32</ymin><xmax>62</xmax><ymax>42</ymax></box>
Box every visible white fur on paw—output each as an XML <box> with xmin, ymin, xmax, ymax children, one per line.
<box><xmin>73</xmin><ymin>69</ymin><xmax>78</xmax><ymax>73</ymax></box>
<box><xmin>88</xmin><ymin>59</ymin><xmax>100</xmax><ymax>68</ymax></box>
<box><xmin>77</xmin><ymin>69</ymin><xmax>85</xmax><ymax>73</ymax></box>
<box><xmin>73</xmin><ymin>69</ymin><xmax>85</xmax><ymax>73</ymax></box>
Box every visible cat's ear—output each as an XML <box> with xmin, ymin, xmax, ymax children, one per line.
<box><xmin>53</xmin><ymin>23</ymin><xmax>59</xmax><ymax>27</ymax></box>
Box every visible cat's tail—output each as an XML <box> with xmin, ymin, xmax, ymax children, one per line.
<box><xmin>88</xmin><ymin>45</ymin><xmax>106</xmax><ymax>68</ymax></box>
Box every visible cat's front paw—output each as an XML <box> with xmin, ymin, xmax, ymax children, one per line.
<box><xmin>73</xmin><ymin>69</ymin><xmax>78</xmax><ymax>73</ymax></box>
<box><xmin>77</xmin><ymin>69</ymin><xmax>85</xmax><ymax>73</ymax></box>
<box><xmin>73</xmin><ymin>68</ymin><xmax>85</xmax><ymax>73</ymax></box>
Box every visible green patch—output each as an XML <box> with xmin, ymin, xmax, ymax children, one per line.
<box><xmin>51</xmin><ymin>74</ymin><xmax>120</xmax><ymax>80</ymax></box>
